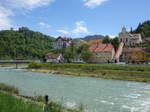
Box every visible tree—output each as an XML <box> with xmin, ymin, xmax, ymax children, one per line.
<box><xmin>0</xmin><ymin>27</ymin><xmax>54</xmax><ymax>59</ymax></box>
<box><xmin>133</xmin><ymin>20</ymin><xmax>150</xmax><ymax>38</ymax></box>
<box><xmin>81</xmin><ymin>50</ymin><xmax>93</xmax><ymax>62</ymax></box>
<box><xmin>130</xmin><ymin>27</ymin><xmax>133</xmax><ymax>33</ymax></box>
<box><xmin>64</xmin><ymin>48</ymin><xmax>74</xmax><ymax>63</ymax></box>
<box><xmin>79</xmin><ymin>42</ymin><xmax>93</xmax><ymax>62</ymax></box>
<box><xmin>111</xmin><ymin>37</ymin><xmax>119</xmax><ymax>51</ymax></box>
<box><xmin>102</xmin><ymin>35</ymin><xmax>111</xmax><ymax>43</ymax></box>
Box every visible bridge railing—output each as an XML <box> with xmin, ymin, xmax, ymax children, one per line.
<box><xmin>0</xmin><ymin>60</ymin><xmax>40</xmax><ymax>63</ymax></box>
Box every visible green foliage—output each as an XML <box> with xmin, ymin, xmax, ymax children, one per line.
<box><xmin>126</xmin><ymin>43</ymin><xmax>150</xmax><ymax>48</ymax></box>
<box><xmin>56</xmin><ymin>42</ymin><xmax>93</xmax><ymax>62</ymax></box>
<box><xmin>0</xmin><ymin>83</ymin><xmax>19</xmax><ymax>94</ymax></box>
<box><xmin>0</xmin><ymin>92</ymin><xmax>81</xmax><ymax>112</ymax></box>
<box><xmin>0</xmin><ymin>27</ymin><xmax>54</xmax><ymax>59</ymax></box>
<box><xmin>102</xmin><ymin>35</ymin><xmax>111</xmax><ymax>43</ymax></box>
<box><xmin>81</xmin><ymin>51</ymin><xmax>93</xmax><ymax>62</ymax></box>
<box><xmin>133</xmin><ymin>20</ymin><xmax>150</xmax><ymax>38</ymax></box>
<box><xmin>0</xmin><ymin>86</ymin><xmax>81</xmax><ymax>112</ymax></box>
<box><xmin>81</xmin><ymin>35</ymin><xmax>105</xmax><ymax>41</ymax></box>
<box><xmin>102</xmin><ymin>36</ymin><xmax>119</xmax><ymax>51</ymax></box>
<box><xmin>0</xmin><ymin>92</ymin><xmax>44</xmax><ymax>112</ymax></box>
<box><xmin>28</xmin><ymin>63</ymin><xmax>150</xmax><ymax>82</ymax></box>
<box><xmin>111</xmin><ymin>37</ymin><xmax>119</xmax><ymax>51</ymax></box>
<box><xmin>64</xmin><ymin>44</ymin><xmax>76</xmax><ymax>62</ymax></box>
<box><xmin>29</xmin><ymin>63</ymin><xmax>150</xmax><ymax>72</ymax></box>
<box><xmin>74</xmin><ymin>35</ymin><xmax>105</xmax><ymax>42</ymax></box>
<box><xmin>28</xmin><ymin>62</ymin><xmax>42</xmax><ymax>69</ymax></box>
<box><xmin>78</xmin><ymin>42</ymin><xmax>93</xmax><ymax>62</ymax></box>
<box><xmin>78</xmin><ymin>103</ymin><xmax>84</xmax><ymax>112</ymax></box>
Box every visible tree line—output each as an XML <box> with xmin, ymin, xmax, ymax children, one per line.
<box><xmin>132</xmin><ymin>20</ymin><xmax>150</xmax><ymax>38</ymax></box>
<box><xmin>0</xmin><ymin>27</ymin><xmax>54</xmax><ymax>59</ymax></box>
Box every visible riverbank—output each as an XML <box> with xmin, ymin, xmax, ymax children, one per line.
<box><xmin>0</xmin><ymin>63</ymin><xmax>28</xmax><ymax>67</ymax></box>
<box><xmin>28</xmin><ymin>63</ymin><xmax>150</xmax><ymax>83</ymax></box>
<box><xmin>0</xmin><ymin>83</ymin><xmax>82</xmax><ymax>112</ymax></box>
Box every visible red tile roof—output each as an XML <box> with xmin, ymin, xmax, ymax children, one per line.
<box><xmin>123</xmin><ymin>48</ymin><xmax>145</xmax><ymax>53</ymax></box>
<box><xmin>45</xmin><ymin>52</ymin><xmax>61</xmax><ymax>59</ymax></box>
<box><xmin>89</xmin><ymin>44</ymin><xmax>98</xmax><ymax>52</ymax></box>
<box><xmin>90</xmin><ymin>43</ymin><xmax>114</xmax><ymax>53</ymax></box>
<box><xmin>131</xmin><ymin>34</ymin><xmax>141</xmax><ymax>38</ymax></box>
<box><xmin>87</xmin><ymin>39</ymin><xmax>102</xmax><ymax>43</ymax></box>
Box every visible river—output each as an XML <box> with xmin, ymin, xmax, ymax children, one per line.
<box><xmin>0</xmin><ymin>67</ymin><xmax>150</xmax><ymax>112</ymax></box>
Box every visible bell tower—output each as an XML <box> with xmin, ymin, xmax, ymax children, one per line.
<box><xmin>122</xmin><ymin>26</ymin><xmax>127</xmax><ymax>33</ymax></box>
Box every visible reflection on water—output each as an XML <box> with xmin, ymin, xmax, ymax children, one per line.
<box><xmin>0</xmin><ymin>67</ymin><xmax>150</xmax><ymax>112</ymax></box>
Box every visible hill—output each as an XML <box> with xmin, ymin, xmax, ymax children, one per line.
<box><xmin>133</xmin><ymin>20</ymin><xmax>150</xmax><ymax>38</ymax></box>
<box><xmin>74</xmin><ymin>35</ymin><xmax>105</xmax><ymax>41</ymax></box>
<box><xmin>0</xmin><ymin>27</ymin><xmax>55</xmax><ymax>59</ymax></box>
<box><xmin>82</xmin><ymin>35</ymin><xmax>105</xmax><ymax>40</ymax></box>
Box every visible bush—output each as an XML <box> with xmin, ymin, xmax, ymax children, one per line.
<box><xmin>28</xmin><ymin>62</ymin><xmax>42</xmax><ymax>69</ymax></box>
<box><xmin>0</xmin><ymin>83</ymin><xmax>19</xmax><ymax>94</ymax></box>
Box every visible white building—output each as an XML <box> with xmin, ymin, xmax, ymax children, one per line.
<box><xmin>53</xmin><ymin>36</ymin><xmax>72</xmax><ymax>49</ymax></box>
<box><xmin>118</xmin><ymin>27</ymin><xmax>142</xmax><ymax>46</ymax></box>
<box><xmin>45</xmin><ymin>52</ymin><xmax>64</xmax><ymax>63</ymax></box>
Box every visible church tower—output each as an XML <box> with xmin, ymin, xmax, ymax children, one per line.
<box><xmin>121</xmin><ymin>26</ymin><xmax>127</xmax><ymax>33</ymax></box>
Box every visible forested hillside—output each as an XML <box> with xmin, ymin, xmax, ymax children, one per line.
<box><xmin>133</xmin><ymin>20</ymin><xmax>150</xmax><ymax>38</ymax></box>
<box><xmin>74</xmin><ymin>35</ymin><xmax>105</xmax><ymax>42</ymax></box>
<box><xmin>82</xmin><ymin>35</ymin><xmax>105</xmax><ymax>40</ymax></box>
<box><xmin>0</xmin><ymin>27</ymin><xmax>55</xmax><ymax>59</ymax></box>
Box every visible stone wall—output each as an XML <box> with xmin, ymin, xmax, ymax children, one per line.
<box><xmin>92</xmin><ymin>51</ymin><xmax>114</xmax><ymax>63</ymax></box>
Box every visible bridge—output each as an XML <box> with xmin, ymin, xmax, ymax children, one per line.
<box><xmin>0</xmin><ymin>60</ymin><xmax>40</xmax><ymax>63</ymax></box>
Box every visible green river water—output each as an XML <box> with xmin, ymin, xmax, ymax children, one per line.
<box><xmin>0</xmin><ymin>67</ymin><xmax>150</xmax><ymax>112</ymax></box>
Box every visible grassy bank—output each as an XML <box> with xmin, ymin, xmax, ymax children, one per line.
<box><xmin>0</xmin><ymin>63</ymin><xmax>28</xmax><ymax>67</ymax></box>
<box><xmin>0</xmin><ymin>83</ymin><xmax>19</xmax><ymax>94</ymax></box>
<box><xmin>0</xmin><ymin>83</ymin><xmax>82</xmax><ymax>112</ymax></box>
<box><xmin>0</xmin><ymin>92</ymin><xmax>44</xmax><ymax>112</ymax></box>
<box><xmin>28</xmin><ymin>63</ymin><xmax>150</xmax><ymax>82</ymax></box>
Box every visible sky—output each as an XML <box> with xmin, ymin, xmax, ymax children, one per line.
<box><xmin>0</xmin><ymin>0</ymin><xmax>150</xmax><ymax>38</ymax></box>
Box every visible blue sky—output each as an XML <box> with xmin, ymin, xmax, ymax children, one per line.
<box><xmin>0</xmin><ymin>0</ymin><xmax>150</xmax><ymax>38</ymax></box>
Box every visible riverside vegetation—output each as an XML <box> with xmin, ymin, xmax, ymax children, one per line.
<box><xmin>29</xmin><ymin>63</ymin><xmax>150</xmax><ymax>82</ymax></box>
<box><xmin>0</xmin><ymin>83</ymin><xmax>83</xmax><ymax>112</ymax></box>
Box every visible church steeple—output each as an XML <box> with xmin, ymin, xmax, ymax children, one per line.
<box><xmin>122</xmin><ymin>26</ymin><xmax>127</xmax><ymax>33</ymax></box>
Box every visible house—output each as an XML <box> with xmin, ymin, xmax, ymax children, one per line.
<box><xmin>89</xmin><ymin>43</ymin><xmax>115</xmax><ymax>63</ymax></box>
<box><xmin>53</xmin><ymin>36</ymin><xmax>72</xmax><ymax>49</ymax></box>
<box><xmin>86</xmin><ymin>39</ymin><xmax>102</xmax><ymax>44</ymax></box>
<box><xmin>143</xmin><ymin>37</ymin><xmax>150</xmax><ymax>43</ymax></box>
<box><xmin>45</xmin><ymin>52</ymin><xmax>64</xmax><ymax>63</ymax></box>
<box><xmin>118</xmin><ymin>27</ymin><xmax>142</xmax><ymax>46</ymax></box>
<box><xmin>120</xmin><ymin>48</ymin><xmax>150</xmax><ymax>63</ymax></box>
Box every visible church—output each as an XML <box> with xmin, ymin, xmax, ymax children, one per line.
<box><xmin>118</xmin><ymin>27</ymin><xmax>142</xmax><ymax>46</ymax></box>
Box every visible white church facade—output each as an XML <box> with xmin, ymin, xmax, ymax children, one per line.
<box><xmin>118</xmin><ymin>27</ymin><xmax>142</xmax><ymax>46</ymax></box>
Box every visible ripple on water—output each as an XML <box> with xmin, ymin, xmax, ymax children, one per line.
<box><xmin>66</xmin><ymin>101</ymin><xmax>76</xmax><ymax>108</ymax></box>
<box><xmin>0</xmin><ymin>67</ymin><xmax>150</xmax><ymax>112</ymax></box>
<box><xmin>100</xmin><ymin>100</ymin><xmax>114</xmax><ymax>105</ymax></box>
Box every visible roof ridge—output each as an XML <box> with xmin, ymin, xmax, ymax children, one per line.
<box><xmin>94</xmin><ymin>43</ymin><xmax>99</xmax><ymax>52</ymax></box>
<box><xmin>102</xmin><ymin>44</ymin><xmax>108</xmax><ymax>51</ymax></box>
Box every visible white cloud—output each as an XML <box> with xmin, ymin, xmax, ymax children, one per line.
<box><xmin>72</xmin><ymin>21</ymin><xmax>89</xmax><ymax>34</ymax></box>
<box><xmin>0</xmin><ymin>6</ymin><xmax>13</xmax><ymax>30</ymax></box>
<box><xmin>0</xmin><ymin>0</ymin><xmax>54</xmax><ymax>30</ymax></box>
<box><xmin>2</xmin><ymin>0</ymin><xmax>54</xmax><ymax>10</ymax></box>
<box><xmin>56</xmin><ymin>21</ymin><xmax>90</xmax><ymax>37</ymax></box>
<box><xmin>84</xmin><ymin>0</ymin><xmax>108</xmax><ymax>8</ymax></box>
<box><xmin>38</xmin><ymin>22</ymin><xmax>51</xmax><ymax>28</ymax></box>
<box><xmin>57</xmin><ymin>30</ymin><xmax>69</xmax><ymax>34</ymax></box>
<box><xmin>109</xmin><ymin>35</ymin><xmax>116</xmax><ymax>38</ymax></box>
